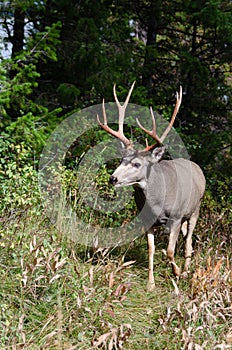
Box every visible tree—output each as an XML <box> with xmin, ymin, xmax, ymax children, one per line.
<box><xmin>0</xmin><ymin>0</ymin><xmax>231</xmax><ymax>177</ymax></box>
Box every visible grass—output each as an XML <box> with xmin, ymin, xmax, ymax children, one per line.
<box><xmin>0</xmin><ymin>203</ymin><xmax>231</xmax><ymax>350</ymax></box>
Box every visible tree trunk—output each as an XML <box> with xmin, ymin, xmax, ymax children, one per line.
<box><xmin>11</xmin><ymin>7</ymin><xmax>25</xmax><ymax>58</ymax></box>
<box><xmin>142</xmin><ymin>2</ymin><xmax>160</xmax><ymax>89</ymax></box>
<box><xmin>182</xmin><ymin>18</ymin><xmax>198</xmax><ymax>125</ymax></box>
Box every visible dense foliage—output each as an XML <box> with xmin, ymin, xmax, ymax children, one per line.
<box><xmin>1</xmin><ymin>0</ymin><xmax>231</xmax><ymax>195</ymax></box>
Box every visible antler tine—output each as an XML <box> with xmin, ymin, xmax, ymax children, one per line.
<box><xmin>97</xmin><ymin>82</ymin><xmax>136</xmax><ymax>147</ymax></box>
<box><xmin>159</xmin><ymin>86</ymin><xmax>182</xmax><ymax>143</ymax></box>
<box><xmin>113</xmin><ymin>81</ymin><xmax>136</xmax><ymax>134</ymax></box>
<box><xmin>136</xmin><ymin>107</ymin><xmax>162</xmax><ymax>146</ymax></box>
<box><xmin>96</xmin><ymin>98</ymin><xmax>108</xmax><ymax>127</ymax></box>
<box><xmin>136</xmin><ymin>86</ymin><xmax>182</xmax><ymax>151</ymax></box>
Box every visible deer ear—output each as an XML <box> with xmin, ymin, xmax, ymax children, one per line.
<box><xmin>150</xmin><ymin>146</ymin><xmax>166</xmax><ymax>163</ymax></box>
<box><xmin>117</xmin><ymin>141</ymin><xmax>126</xmax><ymax>155</ymax></box>
<box><xmin>118</xmin><ymin>141</ymin><xmax>135</xmax><ymax>156</ymax></box>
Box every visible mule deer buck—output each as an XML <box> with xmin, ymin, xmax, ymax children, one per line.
<box><xmin>97</xmin><ymin>82</ymin><xmax>205</xmax><ymax>291</ymax></box>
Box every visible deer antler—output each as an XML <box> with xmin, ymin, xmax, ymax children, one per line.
<box><xmin>97</xmin><ymin>81</ymin><xmax>136</xmax><ymax>148</ymax></box>
<box><xmin>136</xmin><ymin>86</ymin><xmax>182</xmax><ymax>151</ymax></box>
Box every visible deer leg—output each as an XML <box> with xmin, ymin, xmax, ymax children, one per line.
<box><xmin>147</xmin><ymin>229</ymin><xmax>155</xmax><ymax>291</ymax></box>
<box><xmin>167</xmin><ymin>220</ymin><xmax>182</xmax><ymax>276</ymax></box>
<box><xmin>183</xmin><ymin>211</ymin><xmax>199</xmax><ymax>273</ymax></box>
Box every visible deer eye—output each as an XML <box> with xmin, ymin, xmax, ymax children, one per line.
<box><xmin>133</xmin><ymin>162</ymin><xmax>141</xmax><ymax>168</ymax></box>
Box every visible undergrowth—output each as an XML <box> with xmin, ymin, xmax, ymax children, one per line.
<box><xmin>0</xmin><ymin>197</ymin><xmax>231</xmax><ymax>350</ymax></box>
<box><xmin>0</xmin><ymin>136</ymin><xmax>231</xmax><ymax>349</ymax></box>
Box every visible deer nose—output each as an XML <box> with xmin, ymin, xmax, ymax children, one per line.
<box><xmin>109</xmin><ymin>175</ymin><xmax>118</xmax><ymax>185</ymax></box>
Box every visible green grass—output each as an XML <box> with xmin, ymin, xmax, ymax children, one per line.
<box><xmin>0</xmin><ymin>207</ymin><xmax>231</xmax><ymax>350</ymax></box>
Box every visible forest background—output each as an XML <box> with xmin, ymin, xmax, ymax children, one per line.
<box><xmin>0</xmin><ymin>1</ymin><xmax>231</xmax><ymax>349</ymax></box>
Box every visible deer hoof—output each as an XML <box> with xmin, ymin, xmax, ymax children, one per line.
<box><xmin>181</xmin><ymin>271</ymin><xmax>190</xmax><ymax>279</ymax></box>
<box><xmin>147</xmin><ymin>282</ymin><xmax>155</xmax><ymax>292</ymax></box>
<box><xmin>171</xmin><ymin>262</ymin><xmax>181</xmax><ymax>277</ymax></box>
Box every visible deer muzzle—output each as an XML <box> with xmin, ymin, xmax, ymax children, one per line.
<box><xmin>109</xmin><ymin>175</ymin><xmax>118</xmax><ymax>185</ymax></box>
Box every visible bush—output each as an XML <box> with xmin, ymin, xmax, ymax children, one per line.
<box><xmin>0</xmin><ymin>134</ymin><xmax>41</xmax><ymax>214</ymax></box>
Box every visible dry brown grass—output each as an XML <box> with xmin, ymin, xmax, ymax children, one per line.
<box><xmin>0</xmin><ymin>196</ymin><xmax>231</xmax><ymax>349</ymax></box>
